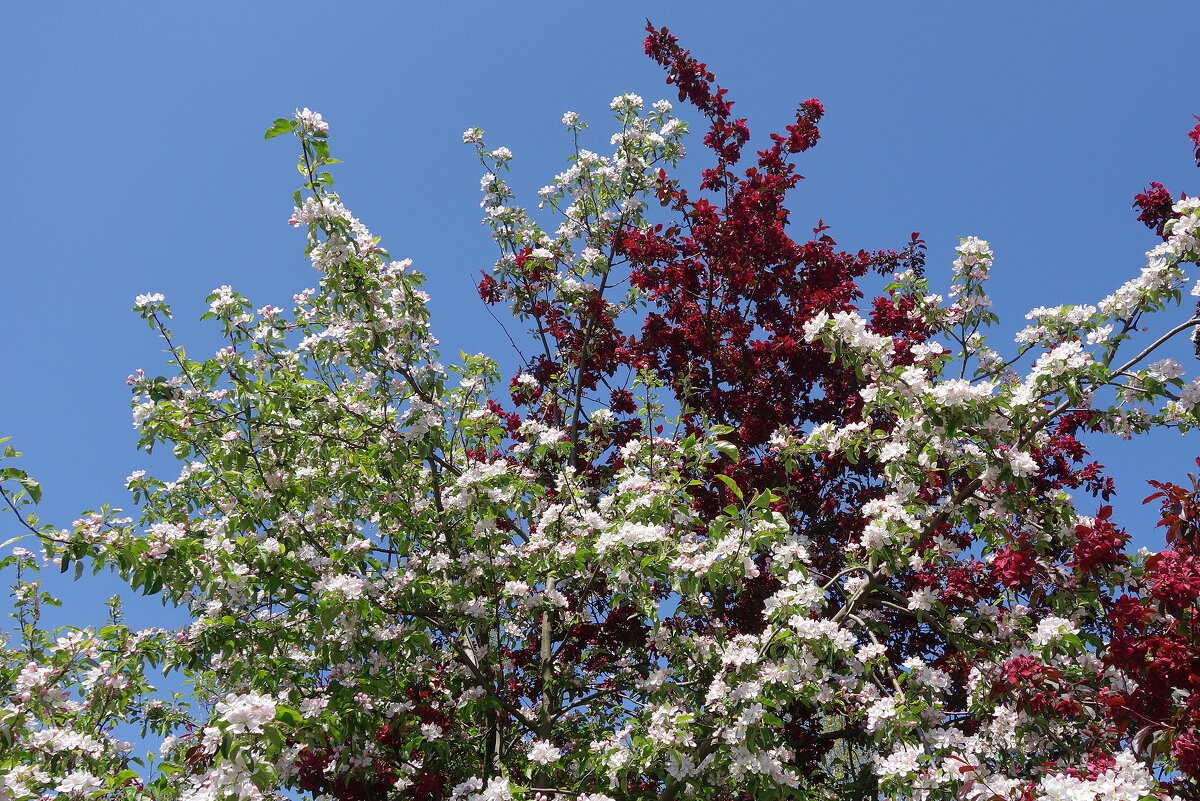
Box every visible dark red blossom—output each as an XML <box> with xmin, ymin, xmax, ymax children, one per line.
<box><xmin>1145</xmin><ymin>549</ymin><xmax>1200</xmax><ymax>606</ymax></box>
<box><xmin>1004</xmin><ymin>654</ymin><xmax>1043</xmax><ymax>684</ymax></box>
<box><xmin>1071</xmin><ymin>506</ymin><xmax>1130</xmax><ymax>576</ymax></box>
<box><xmin>1176</xmin><ymin>730</ymin><xmax>1200</xmax><ymax>777</ymax></box>
<box><xmin>477</xmin><ymin>272</ymin><xmax>502</xmax><ymax>304</ymax></box>
<box><xmin>1190</xmin><ymin>114</ymin><xmax>1200</xmax><ymax>168</ymax></box>
<box><xmin>1100</xmin><ymin>467</ymin><xmax>1200</xmax><ymax>784</ymax></box>
<box><xmin>1133</xmin><ymin>181</ymin><xmax>1176</xmax><ymax>238</ymax></box>
<box><xmin>990</xmin><ymin>544</ymin><xmax>1037</xmax><ymax>589</ymax></box>
<box><xmin>618</xmin><ymin>225</ymin><xmax>677</xmax><ymax>268</ymax></box>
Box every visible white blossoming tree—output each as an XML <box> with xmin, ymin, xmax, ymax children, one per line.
<box><xmin>3</xmin><ymin>28</ymin><xmax>1200</xmax><ymax>801</ymax></box>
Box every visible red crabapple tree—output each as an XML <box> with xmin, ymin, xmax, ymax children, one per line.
<box><xmin>2</xmin><ymin>24</ymin><xmax>1199</xmax><ymax>801</ymax></box>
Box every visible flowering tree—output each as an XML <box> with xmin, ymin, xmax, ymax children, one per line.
<box><xmin>2</xmin><ymin>24</ymin><xmax>1200</xmax><ymax>801</ymax></box>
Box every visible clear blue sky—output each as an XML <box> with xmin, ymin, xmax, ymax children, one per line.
<box><xmin>4</xmin><ymin>2</ymin><xmax>1199</xmax><ymax>629</ymax></box>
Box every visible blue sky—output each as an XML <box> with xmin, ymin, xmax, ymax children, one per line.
<box><xmin>4</xmin><ymin>2</ymin><xmax>1199</xmax><ymax>629</ymax></box>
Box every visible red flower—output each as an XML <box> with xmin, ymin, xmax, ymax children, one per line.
<box><xmin>1188</xmin><ymin>114</ymin><xmax>1200</xmax><ymax>167</ymax></box>
<box><xmin>1132</xmin><ymin>181</ymin><xmax>1176</xmax><ymax>239</ymax></box>
<box><xmin>1174</xmin><ymin>729</ymin><xmax>1200</xmax><ymax>778</ymax></box>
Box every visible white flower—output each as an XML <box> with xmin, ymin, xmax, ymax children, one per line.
<box><xmin>295</xmin><ymin>107</ymin><xmax>329</xmax><ymax>133</ymax></box>
<box><xmin>875</xmin><ymin>743</ymin><xmax>923</xmax><ymax>778</ymax></box>
<box><xmin>856</xmin><ymin>642</ymin><xmax>887</xmax><ymax>662</ymax></box>
<box><xmin>907</xmin><ymin>588</ymin><xmax>937</xmax><ymax>611</ymax></box>
<box><xmin>132</xmin><ymin>401</ymin><xmax>155</xmax><ymax>428</ymax></box>
<box><xmin>527</xmin><ymin>739</ymin><xmax>563</xmax><ymax>764</ymax></box>
<box><xmin>803</xmin><ymin>309</ymin><xmax>895</xmax><ymax>356</ymax></box>
<box><xmin>610</xmin><ymin>93</ymin><xmax>644</xmax><ymax>111</ymax></box>
<box><xmin>580</xmin><ymin>247</ymin><xmax>605</xmax><ymax>265</ymax></box>
<box><xmin>473</xmin><ymin>777</ymin><xmax>513</xmax><ymax>801</ymax></box>
<box><xmin>954</xmin><ymin>236</ymin><xmax>992</xmax><ymax>262</ymax></box>
<box><xmin>1147</xmin><ymin>358</ymin><xmax>1184</xmax><ymax>381</ymax></box>
<box><xmin>320</xmin><ymin>574</ymin><xmax>366</xmax><ymax>600</ymax></box>
<box><xmin>1029</xmin><ymin>340</ymin><xmax>1091</xmax><ymax>380</ymax></box>
<box><xmin>200</xmin><ymin>725</ymin><xmax>221</xmax><ymax>754</ymax></box>
<box><xmin>502</xmin><ymin>580</ymin><xmax>529</xmax><ymax>596</ymax></box>
<box><xmin>864</xmin><ymin>697</ymin><xmax>897</xmax><ymax>733</ymax></box>
<box><xmin>647</xmin><ymin>703</ymin><xmax>693</xmax><ymax>746</ymax></box>
<box><xmin>289</xmin><ymin>196</ymin><xmax>348</xmax><ymax>226</ymax></box>
<box><xmin>1006</xmin><ymin>450</ymin><xmax>1039</xmax><ymax>477</ymax></box>
<box><xmin>927</xmin><ymin>379</ymin><xmax>994</xmax><ymax>406</ymax></box>
<box><xmin>1031</xmin><ymin>615</ymin><xmax>1077</xmax><ymax>648</ymax></box>
<box><xmin>215</xmin><ymin>691</ymin><xmax>276</xmax><ymax>734</ymax></box>
<box><xmin>590</xmin><ymin>408</ymin><xmax>614</xmax><ymax>428</ymax></box>
<box><xmin>55</xmin><ymin>771</ymin><xmax>102</xmax><ymax>795</ymax></box>
<box><xmin>595</xmin><ymin>522</ymin><xmax>667</xmax><ymax>553</ymax></box>
<box><xmin>133</xmin><ymin>292</ymin><xmax>165</xmax><ymax>308</ymax></box>
<box><xmin>1037</xmin><ymin>751</ymin><xmax>1155</xmax><ymax>801</ymax></box>
<box><xmin>450</xmin><ymin>778</ymin><xmax>484</xmax><ymax>801</ymax></box>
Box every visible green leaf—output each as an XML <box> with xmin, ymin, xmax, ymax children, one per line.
<box><xmin>263</xmin><ymin>726</ymin><xmax>284</xmax><ymax>753</ymax></box>
<box><xmin>275</xmin><ymin>705</ymin><xmax>303</xmax><ymax>726</ymax></box>
<box><xmin>16</xmin><ymin>475</ymin><xmax>41</xmax><ymax>503</ymax></box>
<box><xmin>264</xmin><ymin>118</ymin><xmax>297</xmax><ymax>140</ymax></box>
<box><xmin>715</xmin><ymin>473</ymin><xmax>743</xmax><ymax>500</ymax></box>
<box><xmin>750</xmin><ymin>490</ymin><xmax>774</xmax><ymax>509</ymax></box>
<box><xmin>0</xmin><ymin>534</ymin><xmax>29</xmax><ymax>551</ymax></box>
<box><xmin>712</xmin><ymin>440</ymin><xmax>739</xmax><ymax>460</ymax></box>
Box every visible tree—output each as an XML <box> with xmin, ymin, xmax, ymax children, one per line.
<box><xmin>1</xmin><ymin>24</ymin><xmax>1199</xmax><ymax>801</ymax></box>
